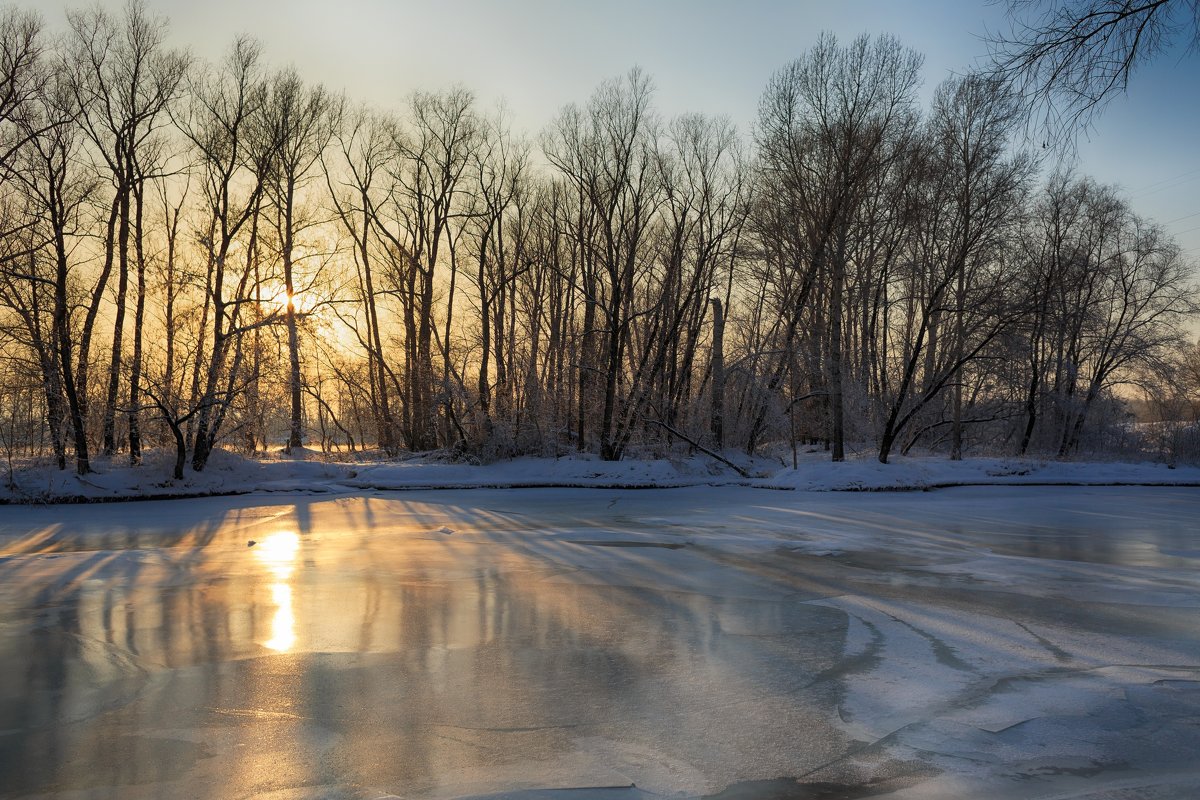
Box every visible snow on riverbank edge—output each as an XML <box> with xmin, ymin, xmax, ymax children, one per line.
<box><xmin>1</xmin><ymin>449</ymin><xmax>1198</xmax><ymax>504</ymax></box>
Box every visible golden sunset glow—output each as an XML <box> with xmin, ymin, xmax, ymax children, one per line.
<box><xmin>262</xmin><ymin>287</ymin><xmax>318</xmax><ymax>315</ymax></box>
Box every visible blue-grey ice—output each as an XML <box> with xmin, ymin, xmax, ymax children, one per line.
<box><xmin>1</xmin><ymin>486</ymin><xmax>1198</xmax><ymax>799</ymax></box>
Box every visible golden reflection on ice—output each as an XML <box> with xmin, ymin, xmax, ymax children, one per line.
<box><xmin>254</xmin><ymin>531</ymin><xmax>300</xmax><ymax>652</ymax></box>
<box><xmin>266</xmin><ymin>583</ymin><xmax>296</xmax><ymax>652</ymax></box>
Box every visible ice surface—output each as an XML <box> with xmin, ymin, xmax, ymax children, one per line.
<box><xmin>1</xmin><ymin>486</ymin><xmax>1198</xmax><ymax>798</ymax></box>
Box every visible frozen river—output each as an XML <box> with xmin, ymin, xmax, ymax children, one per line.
<box><xmin>1</xmin><ymin>486</ymin><xmax>1198</xmax><ymax>799</ymax></box>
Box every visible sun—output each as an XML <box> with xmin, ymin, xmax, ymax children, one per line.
<box><xmin>262</xmin><ymin>286</ymin><xmax>318</xmax><ymax>315</ymax></box>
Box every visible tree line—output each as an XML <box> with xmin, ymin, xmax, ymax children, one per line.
<box><xmin>0</xmin><ymin>3</ymin><xmax>1196</xmax><ymax>479</ymax></box>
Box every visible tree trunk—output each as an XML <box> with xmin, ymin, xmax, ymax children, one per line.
<box><xmin>77</xmin><ymin>195</ymin><xmax>123</xmax><ymax>446</ymax></box>
<box><xmin>829</xmin><ymin>239</ymin><xmax>846</xmax><ymax>462</ymax></box>
<box><xmin>359</xmin><ymin>198</ymin><xmax>393</xmax><ymax>454</ymax></box>
<box><xmin>284</xmin><ymin>199</ymin><xmax>303</xmax><ymax>451</ymax></box>
<box><xmin>709</xmin><ymin>297</ymin><xmax>726</xmax><ymax>449</ymax></box>
<box><xmin>103</xmin><ymin>183</ymin><xmax>131</xmax><ymax>456</ymax></box>
<box><xmin>53</xmin><ymin>223</ymin><xmax>89</xmax><ymax>475</ymax></box>
<box><xmin>477</xmin><ymin>232</ymin><xmax>493</xmax><ymax>439</ymax></box>
<box><xmin>599</xmin><ymin>267</ymin><xmax>623</xmax><ymax>462</ymax></box>
<box><xmin>128</xmin><ymin>182</ymin><xmax>147</xmax><ymax>464</ymax></box>
<box><xmin>950</xmin><ymin>263</ymin><xmax>966</xmax><ymax>460</ymax></box>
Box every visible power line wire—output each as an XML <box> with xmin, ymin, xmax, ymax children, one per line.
<box><xmin>1163</xmin><ymin>210</ymin><xmax>1200</xmax><ymax>226</ymax></box>
<box><xmin>1129</xmin><ymin>165</ymin><xmax>1200</xmax><ymax>198</ymax></box>
<box><xmin>1129</xmin><ymin>171</ymin><xmax>1200</xmax><ymax>201</ymax></box>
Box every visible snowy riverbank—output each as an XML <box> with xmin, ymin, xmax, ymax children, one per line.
<box><xmin>2</xmin><ymin>448</ymin><xmax>1199</xmax><ymax>504</ymax></box>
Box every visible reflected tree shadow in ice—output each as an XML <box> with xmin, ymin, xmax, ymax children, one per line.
<box><xmin>0</xmin><ymin>509</ymin><xmax>232</xmax><ymax>795</ymax></box>
<box><xmin>1</xmin><ymin>487</ymin><xmax>1199</xmax><ymax>798</ymax></box>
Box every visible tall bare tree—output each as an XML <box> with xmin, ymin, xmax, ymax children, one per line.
<box><xmin>175</xmin><ymin>36</ymin><xmax>274</xmax><ymax>471</ymax></box>
<box><xmin>325</xmin><ymin>105</ymin><xmax>401</xmax><ymax>454</ymax></box>
<box><xmin>372</xmin><ymin>88</ymin><xmax>479</xmax><ymax>450</ymax></box>
<box><xmin>64</xmin><ymin>0</ymin><xmax>187</xmax><ymax>459</ymax></box>
<box><xmin>13</xmin><ymin>58</ymin><xmax>97</xmax><ymax>473</ymax></box>
<box><xmin>545</xmin><ymin>68</ymin><xmax>663</xmax><ymax>461</ymax></box>
<box><xmin>467</xmin><ymin>109</ymin><xmax>528</xmax><ymax>446</ymax></box>
<box><xmin>758</xmin><ymin>33</ymin><xmax>923</xmax><ymax>461</ymax></box>
<box><xmin>262</xmin><ymin>67</ymin><xmax>336</xmax><ymax>451</ymax></box>
<box><xmin>927</xmin><ymin>74</ymin><xmax>1034</xmax><ymax>459</ymax></box>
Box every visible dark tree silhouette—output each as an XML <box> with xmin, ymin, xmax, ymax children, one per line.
<box><xmin>989</xmin><ymin>0</ymin><xmax>1200</xmax><ymax>141</ymax></box>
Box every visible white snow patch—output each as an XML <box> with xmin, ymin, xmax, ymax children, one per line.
<box><xmin>2</xmin><ymin>447</ymin><xmax>1198</xmax><ymax>503</ymax></box>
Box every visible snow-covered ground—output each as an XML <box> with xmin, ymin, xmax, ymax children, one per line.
<box><xmin>2</xmin><ymin>446</ymin><xmax>1198</xmax><ymax>503</ymax></box>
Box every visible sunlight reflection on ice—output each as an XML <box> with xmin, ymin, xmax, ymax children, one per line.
<box><xmin>254</xmin><ymin>531</ymin><xmax>299</xmax><ymax>652</ymax></box>
<box><xmin>265</xmin><ymin>583</ymin><xmax>296</xmax><ymax>652</ymax></box>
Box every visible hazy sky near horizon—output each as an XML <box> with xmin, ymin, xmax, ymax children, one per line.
<box><xmin>40</xmin><ymin>0</ymin><xmax>1200</xmax><ymax>259</ymax></box>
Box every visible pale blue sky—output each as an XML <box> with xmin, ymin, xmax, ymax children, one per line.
<box><xmin>45</xmin><ymin>0</ymin><xmax>1200</xmax><ymax>258</ymax></box>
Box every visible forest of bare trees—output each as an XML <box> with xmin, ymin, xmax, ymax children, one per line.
<box><xmin>1</xmin><ymin>3</ymin><xmax>1197</xmax><ymax>479</ymax></box>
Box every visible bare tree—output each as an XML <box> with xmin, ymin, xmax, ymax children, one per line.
<box><xmin>758</xmin><ymin>33</ymin><xmax>923</xmax><ymax>461</ymax></box>
<box><xmin>372</xmin><ymin>87</ymin><xmax>479</xmax><ymax>450</ymax></box>
<box><xmin>324</xmin><ymin>105</ymin><xmax>402</xmax><ymax>454</ymax></box>
<box><xmin>1012</xmin><ymin>173</ymin><xmax>1198</xmax><ymax>456</ymax></box>
<box><xmin>466</xmin><ymin>108</ymin><xmax>528</xmax><ymax>448</ymax></box>
<box><xmin>927</xmin><ymin>74</ymin><xmax>1034</xmax><ymax>459</ymax></box>
<box><xmin>989</xmin><ymin>0</ymin><xmax>1200</xmax><ymax>141</ymax></box>
<box><xmin>544</xmin><ymin>68</ymin><xmax>663</xmax><ymax>461</ymax></box>
<box><xmin>874</xmin><ymin>138</ymin><xmax>1026</xmax><ymax>464</ymax></box>
<box><xmin>0</xmin><ymin>8</ymin><xmax>46</xmax><ymax>180</ymax></box>
<box><xmin>13</xmin><ymin>59</ymin><xmax>97</xmax><ymax>473</ymax></box>
<box><xmin>64</xmin><ymin>0</ymin><xmax>187</xmax><ymax>459</ymax></box>
<box><xmin>647</xmin><ymin>113</ymin><xmax>747</xmax><ymax>448</ymax></box>
<box><xmin>262</xmin><ymin>67</ymin><xmax>337</xmax><ymax>451</ymax></box>
<box><xmin>1057</xmin><ymin>205</ymin><xmax>1197</xmax><ymax>455</ymax></box>
<box><xmin>0</xmin><ymin>10</ymin><xmax>64</xmax><ymax>467</ymax></box>
<box><xmin>175</xmin><ymin>37</ymin><xmax>275</xmax><ymax>471</ymax></box>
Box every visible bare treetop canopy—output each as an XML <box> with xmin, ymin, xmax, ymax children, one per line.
<box><xmin>988</xmin><ymin>0</ymin><xmax>1200</xmax><ymax>145</ymax></box>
